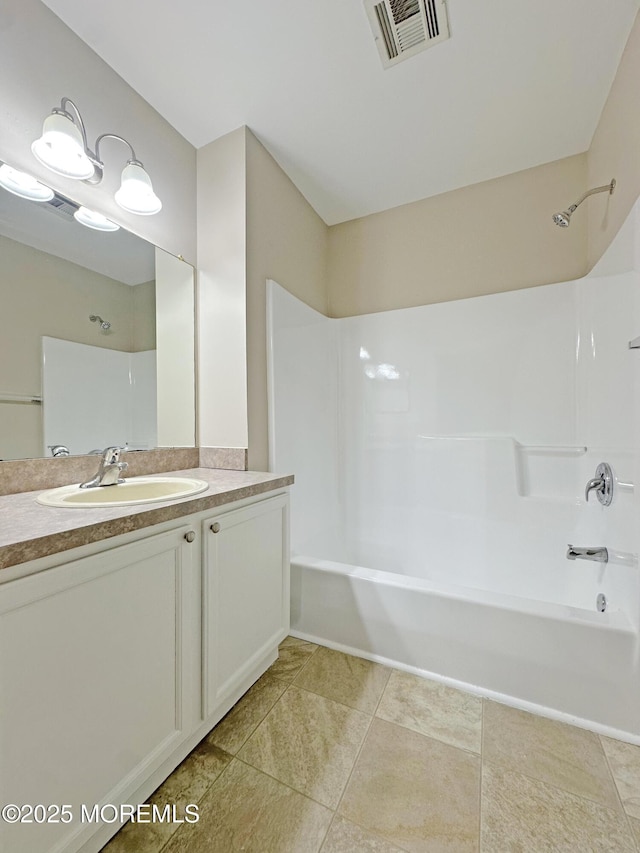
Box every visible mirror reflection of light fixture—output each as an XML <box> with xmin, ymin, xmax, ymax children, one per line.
<box><xmin>31</xmin><ymin>97</ymin><xmax>162</xmax><ymax>216</ymax></box>
<box><xmin>0</xmin><ymin>163</ymin><xmax>54</xmax><ymax>202</ymax></box>
<box><xmin>73</xmin><ymin>206</ymin><xmax>120</xmax><ymax>232</ymax></box>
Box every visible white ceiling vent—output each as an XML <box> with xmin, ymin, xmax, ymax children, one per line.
<box><xmin>43</xmin><ymin>193</ymin><xmax>78</xmax><ymax>221</ymax></box>
<box><xmin>365</xmin><ymin>0</ymin><xmax>450</xmax><ymax>69</ymax></box>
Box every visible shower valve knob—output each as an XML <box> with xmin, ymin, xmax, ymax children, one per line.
<box><xmin>584</xmin><ymin>463</ymin><xmax>613</xmax><ymax>506</ymax></box>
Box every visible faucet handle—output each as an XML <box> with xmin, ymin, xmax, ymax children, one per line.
<box><xmin>584</xmin><ymin>462</ymin><xmax>613</xmax><ymax>506</ymax></box>
<box><xmin>585</xmin><ymin>477</ymin><xmax>604</xmax><ymax>502</ymax></box>
<box><xmin>101</xmin><ymin>446</ymin><xmax>124</xmax><ymax>464</ymax></box>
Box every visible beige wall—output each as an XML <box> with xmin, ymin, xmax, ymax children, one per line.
<box><xmin>327</xmin><ymin>154</ymin><xmax>588</xmax><ymax>317</ymax></box>
<box><xmin>0</xmin><ymin>0</ymin><xmax>196</xmax><ymax>263</ymax></box>
<box><xmin>326</xmin><ymin>11</ymin><xmax>640</xmax><ymax>318</ymax></box>
<box><xmin>197</xmin><ymin>128</ymin><xmax>249</xmax><ymax>450</ymax></box>
<box><xmin>131</xmin><ymin>281</ymin><xmax>156</xmax><ymax>352</ymax></box>
<box><xmin>246</xmin><ymin>130</ymin><xmax>328</xmax><ymax>470</ymax></box>
<box><xmin>0</xmin><ymin>234</ymin><xmax>155</xmax><ymax>459</ymax></box>
<box><xmin>195</xmin><ymin>127</ymin><xmax>328</xmax><ymax>469</ymax></box>
<box><xmin>587</xmin><ymin>10</ymin><xmax>640</xmax><ymax>269</ymax></box>
<box><xmin>155</xmin><ymin>249</ymin><xmax>195</xmax><ymax>448</ymax></box>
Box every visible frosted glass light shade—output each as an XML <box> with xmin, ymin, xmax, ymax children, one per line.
<box><xmin>31</xmin><ymin>113</ymin><xmax>95</xmax><ymax>180</ymax></box>
<box><xmin>114</xmin><ymin>162</ymin><xmax>162</xmax><ymax>215</ymax></box>
<box><xmin>74</xmin><ymin>206</ymin><xmax>120</xmax><ymax>232</ymax></box>
<box><xmin>0</xmin><ymin>164</ymin><xmax>54</xmax><ymax>201</ymax></box>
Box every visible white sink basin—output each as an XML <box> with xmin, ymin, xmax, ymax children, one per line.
<box><xmin>37</xmin><ymin>476</ymin><xmax>209</xmax><ymax>508</ymax></box>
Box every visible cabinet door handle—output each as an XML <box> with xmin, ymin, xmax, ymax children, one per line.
<box><xmin>210</xmin><ymin>522</ymin><xmax>221</xmax><ymax>534</ymax></box>
<box><xmin>184</xmin><ymin>531</ymin><xmax>196</xmax><ymax>543</ymax></box>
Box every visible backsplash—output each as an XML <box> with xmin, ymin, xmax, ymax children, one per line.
<box><xmin>0</xmin><ymin>446</ymin><xmax>248</xmax><ymax>497</ymax></box>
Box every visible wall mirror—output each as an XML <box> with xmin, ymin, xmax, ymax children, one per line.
<box><xmin>0</xmin><ymin>161</ymin><xmax>195</xmax><ymax>461</ymax></box>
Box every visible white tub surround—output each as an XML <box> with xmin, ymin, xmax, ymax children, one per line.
<box><xmin>268</xmin><ymin>200</ymin><xmax>640</xmax><ymax>739</ymax></box>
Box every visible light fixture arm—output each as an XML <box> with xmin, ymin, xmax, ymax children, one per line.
<box><xmin>49</xmin><ymin>102</ymin><xmax>143</xmax><ymax>185</ymax></box>
<box><xmin>55</xmin><ymin>97</ymin><xmax>91</xmax><ymax>152</ymax></box>
<box><xmin>94</xmin><ymin>134</ymin><xmax>139</xmax><ymax>167</ymax></box>
<box><xmin>52</xmin><ymin>97</ymin><xmax>101</xmax><ymax>173</ymax></box>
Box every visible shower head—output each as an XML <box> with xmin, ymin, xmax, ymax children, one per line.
<box><xmin>90</xmin><ymin>314</ymin><xmax>111</xmax><ymax>331</ymax></box>
<box><xmin>552</xmin><ymin>209</ymin><xmax>574</xmax><ymax>228</ymax></box>
<box><xmin>552</xmin><ymin>179</ymin><xmax>616</xmax><ymax>228</ymax></box>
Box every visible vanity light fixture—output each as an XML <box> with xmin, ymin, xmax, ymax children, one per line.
<box><xmin>73</xmin><ymin>206</ymin><xmax>120</xmax><ymax>232</ymax></box>
<box><xmin>31</xmin><ymin>97</ymin><xmax>162</xmax><ymax>215</ymax></box>
<box><xmin>0</xmin><ymin>163</ymin><xmax>54</xmax><ymax>202</ymax></box>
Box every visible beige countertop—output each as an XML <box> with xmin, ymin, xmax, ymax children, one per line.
<box><xmin>0</xmin><ymin>468</ymin><xmax>293</xmax><ymax>572</ymax></box>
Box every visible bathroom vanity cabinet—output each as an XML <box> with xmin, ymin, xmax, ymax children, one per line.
<box><xmin>202</xmin><ymin>493</ymin><xmax>289</xmax><ymax>717</ymax></box>
<box><xmin>0</xmin><ymin>488</ymin><xmax>289</xmax><ymax>853</ymax></box>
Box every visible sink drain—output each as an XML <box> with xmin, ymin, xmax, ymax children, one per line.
<box><xmin>596</xmin><ymin>593</ymin><xmax>607</xmax><ymax>613</ymax></box>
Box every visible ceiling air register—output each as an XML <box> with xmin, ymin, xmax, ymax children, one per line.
<box><xmin>365</xmin><ymin>0</ymin><xmax>450</xmax><ymax>68</ymax></box>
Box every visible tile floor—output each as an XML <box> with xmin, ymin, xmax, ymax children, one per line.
<box><xmin>102</xmin><ymin>637</ymin><xmax>640</xmax><ymax>853</ymax></box>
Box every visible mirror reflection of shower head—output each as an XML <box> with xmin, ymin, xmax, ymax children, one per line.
<box><xmin>552</xmin><ymin>179</ymin><xmax>616</xmax><ymax>228</ymax></box>
<box><xmin>90</xmin><ymin>314</ymin><xmax>111</xmax><ymax>331</ymax></box>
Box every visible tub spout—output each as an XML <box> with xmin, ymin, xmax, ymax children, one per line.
<box><xmin>566</xmin><ymin>545</ymin><xmax>608</xmax><ymax>563</ymax></box>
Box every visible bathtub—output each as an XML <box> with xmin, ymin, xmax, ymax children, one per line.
<box><xmin>290</xmin><ymin>554</ymin><xmax>640</xmax><ymax>741</ymax></box>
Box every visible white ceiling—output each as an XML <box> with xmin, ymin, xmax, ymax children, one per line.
<box><xmin>41</xmin><ymin>0</ymin><xmax>640</xmax><ymax>225</ymax></box>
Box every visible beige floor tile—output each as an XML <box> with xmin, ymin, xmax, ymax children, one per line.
<box><xmin>280</xmin><ymin>636</ymin><xmax>318</xmax><ymax>649</ymax></box>
<box><xmin>269</xmin><ymin>636</ymin><xmax>319</xmax><ymax>682</ymax></box>
<box><xmin>100</xmin><ymin>819</ymin><xmax>166</xmax><ymax>853</ymax></box>
<box><xmin>483</xmin><ymin>701</ymin><xmax>619</xmax><ymax>809</ymax></box>
<box><xmin>101</xmin><ymin>739</ymin><xmax>231</xmax><ymax>852</ymax></box>
<box><xmin>163</xmin><ymin>758</ymin><xmax>332</xmax><ymax>853</ymax></box>
<box><xmin>481</xmin><ymin>761</ymin><xmax>636</xmax><ymax>852</ymax></box>
<box><xmin>295</xmin><ymin>647</ymin><xmax>391</xmax><ymax>713</ymax></box>
<box><xmin>208</xmin><ymin>670</ymin><xmax>287</xmax><ymax>754</ymax></box>
<box><xmin>238</xmin><ymin>685</ymin><xmax>371</xmax><ymax>808</ymax></box>
<box><xmin>339</xmin><ymin>717</ymin><xmax>480</xmax><ymax>852</ymax></box>
<box><xmin>601</xmin><ymin>736</ymin><xmax>640</xmax><ymax>819</ymax></box>
<box><xmin>321</xmin><ymin>815</ymin><xmax>406</xmax><ymax>852</ymax></box>
<box><xmin>376</xmin><ymin>669</ymin><xmax>482</xmax><ymax>753</ymax></box>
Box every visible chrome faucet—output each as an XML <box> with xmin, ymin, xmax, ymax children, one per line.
<box><xmin>80</xmin><ymin>446</ymin><xmax>128</xmax><ymax>489</ymax></box>
<box><xmin>566</xmin><ymin>545</ymin><xmax>609</xmax><ymax>563</ymax></box>
<box><xmin>49</xmin><ymin>445</ymin><xmax>70</xmax><ymax>457</ymax></box>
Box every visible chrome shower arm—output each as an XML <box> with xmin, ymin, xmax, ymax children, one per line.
<box><xmin>553</xmin><ymin>179</ymin><xmax>616</xmax><ymax>226</ymax></box>
<box><xmin>571</xmin><ymin>180</ymin><xmax>616</xmax><ymax>212</ymax></box>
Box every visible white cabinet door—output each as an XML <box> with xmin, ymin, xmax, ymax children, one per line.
<box><xmin>0</xmin><ymin>523</ymin><xmax>197</xmax><ymax>853</ymax></box>
<box><xmin>202</xmin><ymin>494</ymin><xmax>289</xmax><ymax>718</ymax></box>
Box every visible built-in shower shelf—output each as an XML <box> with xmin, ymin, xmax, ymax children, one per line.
<box><xmin>417</xmin><ymin>436</ymin><xmax>587</xmax><ymax>455</ymax></box>
<box><xmin>0</xmin><ymin>392</ymin><xmax>42</xmax><ymax>405</ymax></box>
<box><xmin>519</xmin><ymin>445</ymin><xmax>587</xmax><ymax>456</ymax></box>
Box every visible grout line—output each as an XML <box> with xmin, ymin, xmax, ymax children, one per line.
<box><xmin>598</xmin><ymin>733</ymin><xmax>640</xmax><ymax>851</ymax></box>
<box><xmin>288</xmin><ymin>642</ymin><xmax>321</xmax><ymax>683</ymax></box>
<box><xmin>316</xmin><ymin>811</ymin><xmax>337</xmax><ymax>853</ymax></box>
<box><xmin>153</xmin><ymin>756</ymin><xmax>237</xmax><ymax>853</ymax></box>
<box><xmin>478</xmin><ymin>697</ymin><xmax>485</xmax><ymax>852</ymax></box>
<box><xmin>213</xmin><ymin>681</ymin><xmax>288</xmax><ymax>756</ymax></box>
<box><xmin>234</xmin><ymin>753</ymin><xmax>336</xmax><ymax>812</ymax></box>
<box><xmin>322</xmin><ymin>659</ymin><xmax>395</xmax><ymax>821</ymax></box>
<box><xmin>481</xmin><ymin>755</ymin><xmax>631</xmax><ymax>817</ymax></box>
<box><xmin>372</xmin><ymin>665</ymin><xmax>393</xmax><ymax>718</ymax></box>
<box><xmin>332</xmin><ymin>697</ymin><xmax>380</xmax><ymax>819</ymax></box>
